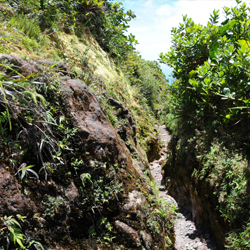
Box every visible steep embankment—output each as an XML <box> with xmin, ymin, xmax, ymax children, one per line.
<box><xmin>160</xmin><ymin>2</ymin><xmax>250</xmax><ymax>249</ymax></box>
<box><xmin>0</xmin><ymin>53</ymin><xmax>176</xmax><ymax>249</ymax></box>
<box><xmin>0</xmin><ymin>2</ymin><xmax>176</xmax><ymax>249</ymax></box>
<box><xmin>0</xmin><ymin>23</ymin><xmax>176</xmax><ymax>250</ymax></box>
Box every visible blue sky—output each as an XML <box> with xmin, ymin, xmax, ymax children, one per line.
<box><xmin>117</xmin><ymin>0</ymin><xmax>242</xmax><ymax>78</ymax></box>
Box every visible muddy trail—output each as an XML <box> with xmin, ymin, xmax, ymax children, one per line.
<box><xmin>150</xmin><ymin>125</ymin><xmax>218</xmax><ymax>250</ymax></box>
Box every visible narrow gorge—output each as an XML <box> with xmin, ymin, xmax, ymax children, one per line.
<box><xmin>1</xmin><ymin>1</ymin><xmax>250</xmax><ymax>250</ymax></box>
<box><xmin>0</xmin><ymin>53</ymin><xmax>220</xmax><ymax>250</ymax></box>
<box><xmin>150</xmin><ymin>126</ymin><xmax>218</xmax><ymax>250</ymax></box>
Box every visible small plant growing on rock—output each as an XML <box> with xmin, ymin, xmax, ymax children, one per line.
<box><xmin>0</xmin><ymin>214</ymin><xmax>44</xmax><ymax>249</ymax></box>
<box><xmin>0</xmin><ymin>215</ymin><xmax>25</xmax><ymax>249</ymax></box>
<box><xmin>42</xmin><ymin>195</ymin><xmax>66</xmax><ymax>219</ymax></box>
<box><xmin>15</xmin><ymin>163</ymin><xmax>39</xmax><ymax>180</ymax></box>
<box><xmin>144</xmin><ymin>181</ymin><xmax>175</xmax><ymax>247</ymax></box>
<box><xmin>80</xmin><ymin>173</ymin><xmax>92</xmax><ymax>187</ymax></box>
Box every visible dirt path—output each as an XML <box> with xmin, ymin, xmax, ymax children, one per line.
<box><xmin>150</xmin><ymin>125</ymin><xmax>217</xmax><ymax>250</ymax></box>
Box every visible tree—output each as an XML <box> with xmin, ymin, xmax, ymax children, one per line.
<box><xmin>160</xmin><ymin>0</ymin><xmax>250</xmax><ymax>135</ymax></box>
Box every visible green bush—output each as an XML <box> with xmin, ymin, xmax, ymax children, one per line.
<box><xmin>160</xmin><ymin>0</ymin><xmax>250</xmax><ymax>248</ymax></box>
<box><xmin>160</xmin><ymin>0</ymin><xmax>250</xmax><ymax>138</ymax></box>
<box><xmin>194</xmin><ymin>141</ymin><xmax>250</xmax><ymax>227</ymax></box>
<box><xmin>226</xmin><ymin>222</ymin><xmax>250</xmax><ymax>249</ymax></box>
<box><xmin>6</xmin><ymin>0</ymin><xmax>138</xmax><ymax>61</ymax></box>
<box><xmin>121</xmin><ymin>51</ymin><xmax>168</xmax><ymax>111</ymax></box>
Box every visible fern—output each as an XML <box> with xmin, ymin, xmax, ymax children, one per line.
<box><xmin>1</xmin><ymin>215</ymin><xmax>44</xmax><ymax>249</ymax></box>
<box><xmin>27</xmin><ymin>240</ymin><xmax>45</xmax><ymax>250</ymax></box>
<box><xmin>9</xmin><ymin>227</ymin><xmax>25</xmax><ymax>249</ymax></box>
<box><xmin>3</xmin><ymin>215</ymin><xmax>21</xmax><ymax>229</ymax></box>
<box><xmin>1</xmin><ymin>215</ymin><xmax>25</xmax><ymax>249</ymax></box>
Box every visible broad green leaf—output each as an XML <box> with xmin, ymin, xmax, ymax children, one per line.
<box><xmin>223</xmin><ymin>87</ymin><xmax>231</xmax><ymax>95</ymax></box>
<box><xmin>189</xmin><ymin>79</ymin><xmax>198</xmax><ymax>87</ymax></box>
<box><xmin>204</xmin><ymin>78</ymin><xmax>210</xmax><ymax>85</ymax></box>
<box><xmin>238</xmin><ymin>40</ymin><xmax>249</xmax><ymax>53</ymax></box>
<box><xmin>189</xmin><ymin>70</ymin><xmax>196</xmax><ymax>78</ymax></box>
<box><xmin>243</xmin><ymin>99</ymin><xmax>250</xmax><ymax>104</ymax></box>
<box><xmin>209</xmin><ymin>43</ymin><xmax>219</xmax><ymax>60</ymax></box>
<box><xmin>219</xmin><ymin>23</ymin><xmax>230</xmax><ymax>35</ymax></box>
<box><xmin>16</xmin><ymin>238</ymin><xmax>25</xmax><ymax>249</ymax></box>
<box><xmin>9</xmin><ymin>227</ymin><xmax>16</xmax><ymax>243</ymax></box>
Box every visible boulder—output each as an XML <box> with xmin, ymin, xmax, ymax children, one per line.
<box><xmin>0</xmin><ymin>55</ymin><xmax>175</xmax><ymax>249</ymax></box>
<box><xmin>114</xmin><ymin>220</ymin><xmax>140</xmax><ymax>247</ymax></box>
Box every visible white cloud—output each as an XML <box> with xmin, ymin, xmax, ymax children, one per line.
<box><xmin>122</xmin><ymin>0</ymin><xmax>240</xmax><ymax>76</ymax></box>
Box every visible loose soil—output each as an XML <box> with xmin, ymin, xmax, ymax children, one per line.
<box><xmin>150</xmin><ymin>125</ymin><xmax>218</xmax><ymax>250</ymax></box>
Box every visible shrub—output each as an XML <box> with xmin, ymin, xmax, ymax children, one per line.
<box><xmin>226</xmin><ymin>222</ymin><xmax>250</xmax><ymax>249</ymax></box>
<box><xmin>160</xmin><ymin>0</ymin><xmax>250</xmax><ymax>139</ymax></box>
<box><xmin>194</xmin><ymin>141</ymin><xmax>250</xmax><ymax>227</ymax></box>
<box><xmin>160</xmin><ymin>0</ymin><xmax>250</xmax><ymax>248</ymax></box>
<box><xmin>6</xmin><ymin>0</ymin><xmax>138</xmax><ymax>62</ymax></box>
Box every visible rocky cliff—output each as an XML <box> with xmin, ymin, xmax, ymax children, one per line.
<box><xmin>0</xmin><ymin>51</ymin><xmax>174</xmax><ymax>249</ymax></box>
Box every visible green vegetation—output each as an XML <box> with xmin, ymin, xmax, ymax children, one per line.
<box><xmin>0</xmin><ymin>1</ymin><xmax>171</xmax><ymax>249</ymax></box>
<box><xmin>1</xmin><ymin>0</ymin><xmax>167</xmax><ymax>151</ymax></box>
<box><xmin>160</xmin><ymin>0</ymin><xmax>250</xmax><ymax>248</ymax></box>
<box><xmin>1</xmin><ymin>215</ymin><xmax>25</xmax><ymax>249</ymax></box>
<box><xmin>121</xmin><ymin>51</ymin><xmax>168</xmax><ymax>111</ymax></box>
<box><xmin>7</xmin><ymin>0</ymin><xmax>137</xmax><ymax>61</ymax></box>
<box><xmin>145</xmin><ymin>181</ymin><xmax>175</xmax><ymax>248</ymax></box>
<box><xmin>0</xmin><ymin>215</ymin><xmax>44</xmax><ymax>250</ymax></box>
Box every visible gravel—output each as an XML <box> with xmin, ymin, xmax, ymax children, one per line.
<box><xmin>149</xmin><ymin>125</ymin><xmax>218</xmax><ymax>250</ymax></box>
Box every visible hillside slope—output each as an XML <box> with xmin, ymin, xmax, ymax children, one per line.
<box><xmin>0</xmin><ymin>2</ymin><xmax>174</xmax><ymax>250</ymax></box>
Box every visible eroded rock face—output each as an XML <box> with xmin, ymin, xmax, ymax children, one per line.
<box><xmin>0</xmin><ymin>55</ymin><xmax>174</xmax><ymax>249</ymax></box>
<box><xmin>0</xmin><ymin>54</ymin><xmax>40</xmax><ymax>76</ymax></box>
<box><xmin>140</xmin><ymin>231</ymin><xmax>153</xmax><ymax>250</ymax></box>
<box><xmin>64</xmin><ymin>181</ymin><xmax>79</xmax><ymax>202</ymax></box>
<box><xmin>146</xmin><ymin>133</ymin><xmax>161</xmax><ymax>162</ymax></box>
<box><xmin>60</xmin><ymin>78</ymin><xmax>125</xmax><ymax>164</ymax></box>
<box><xmin>123</xmin><ymin>190</ymin><xmax>146</xmax><ymax>214</ymax></box>
<box><xmin>196</xmin><ymin>245</ymin><xmax>208</xmax><ymax>250</ymax></box>
<box><xmin>114</xmin><ymin>220</ymin><xmax>140</xmax><ymax>247</ymax></box>
<box><xmin>0</xmin><ymin>165</ymin><xmax>37</xmax><ymax>216</ymax></box>
<box><xmin>107</xmin><ymin>97</ymin><xmax>151</xmax><ymax>176</ymax></box>
<box><xmin>108</xmin><ymin>98</ymin><xmax>137</xmax><ymax>147</ymax></box>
